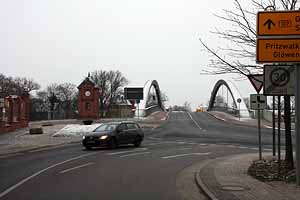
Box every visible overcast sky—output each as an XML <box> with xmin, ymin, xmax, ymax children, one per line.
<box><xmin>0</xmin><ymin>0</ymin><xmax>257</xmax><ymax>109</ymax></box>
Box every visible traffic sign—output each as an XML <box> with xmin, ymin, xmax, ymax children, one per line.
<box><xmin>257</xmin><ymin>11</ymin><xmax>300</xmax><ymax>36</ymax></box>
<box><xmin>237</xmin><ymin>98</ymin><xmax>241</xmax><ymax>103</ymax></box>
<box><xmin>247</xmin><ymin>74</ymin><xmax>264</xmax><ymax>93</ymax></box>
<box><xmin>256</xmin><ymin>38</ymin><xmax>300</xmax><ymax>63</ymax></box>
<box><xmin>124</xmin><ymin>87</ymin><xmax>144</xmax><ymax>100</ymax></box>
<box><xmin>264</xmin><ymin>65</ymin><xmax>295</xmax><ymax>95</ymax></box>
<box><xmin>250</xmin><ymin>94</ymin><xmax>267</xmax><ymax>110</ymax></box>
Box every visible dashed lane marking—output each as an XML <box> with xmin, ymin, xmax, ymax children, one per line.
<box><xmin>29</xmin><ymin>145</ymin><xmax>68</xmax><ymax>153</ymax></box>
<box><xmin>226</xmin><ymin>145</ymin><xmax>237</xmax><ymax>148</ymax></box>
<box><xmin>263</xmin><ymin>149</ymin><xmax>272</xmax><ymax>151</ymax></box>
<box><xmin>162</xmin><ymin>152</ymin><xmax>211</xmax><ymax>159</ymax></box>
<box><xmin>237</xmin><ymin>146</ymin><xmax>249</xmax><ymax>149</ymax></box>
<box><xmin>187</xmin><ymin>112</ymin><xmax>204</xmax><ymax>131</ymax></box>
<box><xmin>60</xmin><ymin>162</ymin><xmax>95</xmax><ymax>174</ymax></box>
<box><xmin>176</xmin><ymin>147</ymin><xmax>193</xmax><ymax>151</ymax></box>
<box><xmin>106</xmin><ymin>148</ymin><xmax>148</xmax><ymax>155</ymax></box>
<box><xmin>0</xmin><ymin>153</ymin><xmax>24</xmax><ymax>159</ymax></box>
<box><xmin>0</xmin><ymin>152</ymin><xmax>97</xmax><ymax>198</ymax></box>
<box><xmin>146</xmin><ymin>142</ymin><xmax>176</xmax><ymax>146</ymax></box>
<box><xmin>120</xmin><ymin>152</ymin><xmax>151</xmax><ymax>158</ymax></box>
<box><xmin>147</xmin><ymin>137</ymin><xmax>162</xmax><ymax>141</ymax></box>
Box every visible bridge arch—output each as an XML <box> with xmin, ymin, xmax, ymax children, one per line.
<box><xmin>134</xmin><ymin>80</ymin><xmax>164</xmax><ymax>117</ymax></box>
<box><xmin>207</xmin><ymin>79</ymin><xmax>250</xmax><ymax>118</ymax></box>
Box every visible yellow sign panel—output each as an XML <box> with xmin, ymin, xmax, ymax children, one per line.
<box><xmin>257</xmin><ymin>11</ymin><xmax>300</xmax><ymax>36</ymax></box>
<box><xmin>257</xmin><ymin>38</ymin><xmax>300</xmax><ymax>63</ymax></box>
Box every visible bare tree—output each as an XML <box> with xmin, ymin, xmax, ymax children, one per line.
<box><xmin>200</xmin><ymin>0</ymin><xmax>299</xmax><ymax>76</ymax></box>
<box><xmin>56</xmin><ymin>83</ymin><xmax>77</xmax><ymax>118</ymax></box>
<box><xmin>160</xmin><ymin>91</ymin><xmax>169</xmax><ymax>108</ymax></box>
<box><xmin>46</xmin><ymin>83</ymin><xmax>59</xmax><ymax>120</ymax></box>
<box><xmin>14</xmin><ymin>77</ymin><xmax>40</xmax><ymax>93</ymax></box>
<box><xmin>90</xmin><ymin>70</ymin><xmax>129</xmax><ymax>117</ymax></box>
<box><xmin>0</xmin><ymin>74</ymin><xmax>40</xmax><ymax>97</ymax></box>
<box><xmin>200</xmin><ymin>0</ymin><xmax>299</xmax><ymax>170</ymax></box>
<box><xmin>183</xmin><ymin>101</ymin><xmax>192</xmax><ymax>112</ymax></box>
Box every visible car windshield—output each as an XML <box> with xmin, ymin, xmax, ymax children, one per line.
<box><xmin>94</xmin><ymin>124</ymin><xmax>117</xmax><ymax>132</ymax></box>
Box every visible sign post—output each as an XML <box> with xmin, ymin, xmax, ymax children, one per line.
<box><xmin>250</xmin><ymin>94</ymin><xmax>267</xmax><ymax>160</ymax></box>
<box><xmin>296</xmin><ymin>66</ymin><xmax>300</xmax><ymax>186</ymax></box>
<box><xmin>257</xmin><ymin>10</ymin><xmax>300</xmax><ymax>185</ymax></box>
<box><xmin>237</xmin><ymin>98</ymin><xmax>241</xmax><ymax>121</ymax></box>
<box><xmin>124</xmin><ymin>87</ymin><xmax>144</xmax><ymax>119</ymax></box>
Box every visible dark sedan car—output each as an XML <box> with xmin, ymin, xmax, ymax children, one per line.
<box><xmin>82</xmin><ymin>122</ymin><xmax>144</xmax><ymax>150</ymax></box>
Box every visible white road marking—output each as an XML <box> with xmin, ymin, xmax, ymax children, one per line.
<box><xmin>237</xmin><ymin>146</ymin><xmax>249</xmax><ymax>149</ymax></box>
<box><xmin>146</xmin><ymin>142</ymin><xmax>175</xmax><ymax>146</ymax></box>
<box><xmin>0</xmin><ymin>153</ymin><xmax>24</xmax><ymax>159</ymax></box>
<box><xmin>177</xmin><ymin>148</ymin><xmax>193</xmax><ymax>151</ymax></box>
<box><xmin>186</xmin><ymin>142</ymin><xmax>197</xmax><ymax>145</ymax></box>
<box><xmin>29</xmin><ymin>146</ymin><xmax>65</xmax><ymax>153</ymax></box>
<box><xmin>264</xmin><ymin>125</ymin><xmax>295</xmax><ymax>132</ymax></box>
<box><xmin>263</xmin><ymin>149</ymin><xmax>272</xmax><ymax>151</ymax></box>
<box><xmin>60</xmin><ymin>162</ymin><xmax>94</xmax><ymax>174</ymax></box>
<box><xmin>226</xmin><ymin>145</ymin><xmax>237</xmax><ymax>148</ymax></box>
<box><xmin>187</xmin><ymin>112</ymin><xmax>203</xmax><ymax>131</ymax></box>
<box><xmin>162</xmin><ymin>152</ymin><xmax>211</xmax><ymax>159</ymax></box>
<box><xmin>148</xmin><ymin>137</ymin><xmax>161</xmax><ymax>141</ymax></box>
<box><xmin>120</xmin><ymin>152</ymin><xmax>151</xmax><ymax>158</ymax></box>
<box><xmin>250</xmin><ymin>148</ymin><xmax>259</xmax><ymax>150</ymax></box>
<box><xmin>107</xmin><ymin>148</ymin><xmax>147</xmax><ymax>155</ymax></box>
<box><xmin>0</xmin><ymin>152</ymin><xmax>97</xmax><ymax>198</ymax></box>
<box><xmin>199</xmin><ymin>144</ymin><xmax>208</xmax><ymax>146</ymax></box>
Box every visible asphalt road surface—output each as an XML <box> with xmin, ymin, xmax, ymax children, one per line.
<box><xmin>0</xmin><ymin>112</ymin><xmax>277</xmax><ymax>200</ymax></box>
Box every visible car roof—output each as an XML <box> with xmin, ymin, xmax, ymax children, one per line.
<box><xmin>103</xmin><ymin>121</ymin><xmax>137</xmax><ymax>125</ymax></box>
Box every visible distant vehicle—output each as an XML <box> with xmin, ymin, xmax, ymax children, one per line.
<box><xmin>82</xmin><ymin>122</ymin><xmax>144</xmax><ymax>150</ymax></box>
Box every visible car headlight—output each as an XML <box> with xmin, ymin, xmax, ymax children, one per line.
<box><xmin>99</xmin><ymin>135</ymin><xmax>108</xmax><ymax>140</ymax></box>
<box><xmin>82</xmin><ymin>136</ymin><xmax>86</xmax><ymax>139</ymax></box>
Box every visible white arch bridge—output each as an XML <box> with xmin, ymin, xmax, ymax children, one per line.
<box><xmin>133</xmin><ymin>79</ymin><xmax>250</xmax><ymax>118</ymax></box>
<box><xmin>207</xmin><ymin>79</ymin><xmax>250</xmax><ymax>118</ymax></box>
<box><xmin>134</xmin><ymin>80</ymin><xmax>165</xmax><ymax>118</ymax></box>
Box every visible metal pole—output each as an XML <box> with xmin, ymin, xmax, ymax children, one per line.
<box><xmin>272</xmin><ymin>96</ymin><xmax>276</xmax><ymax>157</ymax></box>
<box><xmin>295</xmin><ymin>66</ymin><xmax>300</xmax><ymax>186</ymax></box>
<box><xmin>239</xmin><ymin>103</ymin><xmax>240</xmax><ymax>121</ymax></box>
<box><xmin>137</xmin><ymin>103</ymin><xmax>139</xmax><ymax>121</ymax></box>
<box><xmin>227</xmin><ymin>89</ymin><xmax>228</xmax><ymax>111</ymax></box>
<box><xmin>278</xmin><ymin>96</ymin><xmax>281</xmax><ymax>178</ymax></box>
<box><xmin>258</xmin><ymin>108</ymin><xmax>262</xmax><ymax>160</ymax></box>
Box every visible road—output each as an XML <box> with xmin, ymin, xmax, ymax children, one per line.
<box><xmin>0</xmin><ymin>112</ymin><xmax>275</xmax><ymax>200</ymax></box>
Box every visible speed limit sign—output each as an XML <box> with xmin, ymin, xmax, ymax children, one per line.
<box><xmin>264</xmin><ymin>65</ymin><xmax>295</xmax><ymax>96</ymax></box>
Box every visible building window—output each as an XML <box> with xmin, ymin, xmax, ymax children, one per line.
<box><xmin>85</xmin><ymin>102</ymin><xmax>91</xmax><ymax>111</ymax></box>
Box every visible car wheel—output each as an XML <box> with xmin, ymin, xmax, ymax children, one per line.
<box><xmin>85</xmin><ymin>146</ymin><xmax>92</xmax><ymax>150</ymax></box>
<box><xmin>109</xmin><ymin>138</ymin><xmax>118</xmax><ymax>149</ymax></box>
<box><xmin>134</xmin><ymin>136</ymin><xmax>142</xmax><ymax>147</ymax></box>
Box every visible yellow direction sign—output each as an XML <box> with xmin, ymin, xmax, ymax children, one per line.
<box><xmin>257</xmin><ymin>11</ymin><xmax>300</xmax><ymax>36</ymax></box>
<box><xmin>257</xmin><ymin>38</ymin><xmax>300</xmax><ymax>63</ymax></box>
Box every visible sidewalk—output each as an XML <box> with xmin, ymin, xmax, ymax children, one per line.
<box><xmin>0</xmin><ymin>111</ymin><xmax>167</xmax><ymax>156</ymax></box>
<box><xmin>208</xmin><ymin>111</ymin><xmax>295</xmax><ymax>130</ymax></box>
<box><xmin>196</xmin><ymin>153</ymin><xmax>300</xmax><ymax>200</ymax></box>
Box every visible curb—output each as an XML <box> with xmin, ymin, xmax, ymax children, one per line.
<box><xmin>206</xmin><ymin>112</ymin><xmax>226</xmax><ymax>122</ymax></box>
<box><xmin>206</xmin><ymin>112</ymin><xmax>273</xmax><ymax>129</ymax></box>
<box><xmin>194</xmin><ymin>158</ymin><xmax>220</xmax><ymax>200</ymax></box>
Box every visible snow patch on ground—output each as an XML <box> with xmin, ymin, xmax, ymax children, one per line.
<box><xmin>53</xmin><ymin>124</ymin><xmax>102</xmax><ymax>137</ymax></box>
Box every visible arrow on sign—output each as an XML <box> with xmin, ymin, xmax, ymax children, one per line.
<box><xmin>264</xmin><ymin>19</ymin><xmax>275</xmax><ymax>30</ymax></box>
